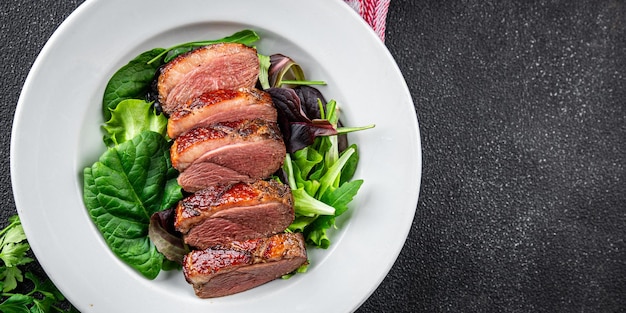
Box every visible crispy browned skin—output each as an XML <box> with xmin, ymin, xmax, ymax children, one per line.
<box><xmin>169</xmin><ymin>119</ymin><xmax>286</xmax><ymax>192</ymax></box>
<box><xmin>170</xmin><ymin>118</ymin><xmax>284</xmax><ymax>172</ymax></box>
<box><xmin>167</xmin><ymin>88</ymin><xmax>276</xmax><ymax>139</ymax></box>
<box><xmin>174</xmin><ymin>180</ymin><xmax>294</xmax><ymax>249</ymax></box>
<box><xmin>183</xmin><ymin>232</ymin><xmax>307</xmax><ymax>298</ymax></box>
<box><xmin>174</xmin><ymin>180</ymin><xmax>293</xmax><ymax>233</ymax></box>
<box><xmin>157</xmin><ymin>43</ymin><xmax>259</xmax><ymax>115</ymax></box>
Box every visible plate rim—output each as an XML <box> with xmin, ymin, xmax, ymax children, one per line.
<box><xmin>10</xmin><ymin>0</ymin><xmax>422</xmax><ymax>312</ymax></box>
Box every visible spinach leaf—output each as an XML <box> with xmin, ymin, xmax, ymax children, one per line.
<box><xmin>83</xmin><ymin>131</ymin><xmax>182</xmax><ymax>279</ymax></box>
<box><xmin>102</xmin><ymin>48</ymin><xmax>165</xmax><ymax>120</ymax></box>
<box><xmin>153</xmin><ymin>29</ymin><xmax>261</xmax><ymax>64</ymax></box>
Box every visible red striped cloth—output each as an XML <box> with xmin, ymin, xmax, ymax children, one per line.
<box><xmin>344</xmin><ymin>0</ymin><xmax>390</xmax><ymax>41</ymax></box>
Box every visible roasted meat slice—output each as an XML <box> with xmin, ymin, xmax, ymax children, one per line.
<box><xmin>157</xmin><ymin>42</ymin><xmax>260</xmax><ymax>115</ymax></box>
<box><xmin>174</xmin><ymin>180</ymin><xmax>294</xmax><ymax>249</ymax></box>
<box><xmin>167</xmin><ymin>88</ymin><xmax>277</xmax><ymax>139</ymax></box>
<box><xmin>176</xmin><ymin>162</ymin><xmax>254</xmax><ymax>193</ymax></box>
<box><xmin>170</xmin><ymin>119</ymin><xmax>286</xmax><ymax>192</ymax></box>
<box><xmin>183</xmin><ymin>232</ymin><xmax>307</xmax><ymax>298</ymax></box>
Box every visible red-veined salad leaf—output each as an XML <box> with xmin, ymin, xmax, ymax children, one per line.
<box><xmin>267</xmin><ymin>54</ymin><xmax>326</xmax><ymax>87</ymax></box>
<box><xmin>148</xmin><ymin>208</ymin><xmax>188</xmax><ymax>266</ymax></box>
<box><xmin>267</xmin><ymin>87</ymin><xmax>338</xmax><ymax>153</ymax></box>
<box><xmin>267</xmin><ymin>86</ymin><xmax>373</xmax><ymax>153</ymax></box>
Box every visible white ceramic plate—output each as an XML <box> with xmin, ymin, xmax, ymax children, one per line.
<box><xmin>11</xmin><ymin>0</ymin><xmax>421</xmax><ymax>312</ymax></box>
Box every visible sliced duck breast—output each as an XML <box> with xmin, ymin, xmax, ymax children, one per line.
<box><xmin>167</xmin><ymin>88</ymin><xmax>276</xmax><ymax>139</ymax></box>
<box><xmin>170</xmin><ymin>119</ymin><xmax>286</xmax><ymax>192</ymax></box>
<box><xmin>157</xmin><ymin>43</ymin><xmax>259</xmax><ymax>115</ymax></box>
<box><xmin>183</xmin><ymin>232</ymin><xmax>307</xmax><ymax>298</ymax></box>
<box><xmin>174</xmin><ymin>180</ymin><xmax>294</xmax><ymax>249</ymax></box>
<box><xmin>176</xmin><ymin>163</ymin><xmax>254</xmax><ymax>194</ymax></box>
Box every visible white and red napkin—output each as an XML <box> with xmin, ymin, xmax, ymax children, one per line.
<box><xmin>344</xmin><ymin>0</ymin><xmax>390</xmax><ymax>41</ymax></box>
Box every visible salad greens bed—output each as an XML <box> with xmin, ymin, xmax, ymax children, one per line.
<box><xmin>82</xmin><ymin>29</ymin><xmax>373</xmax><ymax>279</ymax></box>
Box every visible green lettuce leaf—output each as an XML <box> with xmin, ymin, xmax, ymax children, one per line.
<box><xmin>292</xmin><ymin>146</ymin><xmax>323</xmax><ymax>180</ymax></box>
<box><xmin>83</xmin><ymin>131</ymin><xmax>182</xmax><ymax>279</ymax></box>
<box><xmin>102</xmin><ymin>99</ymin><xmax>167</xmax><ymax>147</ymax></box>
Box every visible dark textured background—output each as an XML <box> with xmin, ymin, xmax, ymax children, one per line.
<box><xmin>2</xmin><ymin>0</ymin><xmax>625</xmax><ymax>312</ymax></box>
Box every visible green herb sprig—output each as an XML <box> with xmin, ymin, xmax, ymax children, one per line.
<box><xmin>0</xmin><ymin>215</ymin><xmax>78</xmax><ymax>313</ymax></box>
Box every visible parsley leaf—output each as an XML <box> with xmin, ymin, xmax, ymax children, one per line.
<box><xmin>0</xmin><ymin>215</ymin><xmax>78</xmax><ymax>312</ymax></box>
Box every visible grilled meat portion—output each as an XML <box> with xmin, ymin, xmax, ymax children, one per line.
<box><xmin>174</xmin><ymin>180</ymin><xmax>294</xmax><ymax>249</ymax></box>
<box><xmin>183</xmin><ymin>232</ymin><xmax>307</xmax><ymax>298</ymax></box>
<box><xmin>154</xmin><ymin>41</ymin><xmax>304</xmax><ymax>299</ymax></box>
<box><xmin>170</xmin><ymin>119</ymin><xmax>286</xmax><ymax>192</ymax></box>
<box><xmin>157</xmin><ymin>43</ymin><xmax>259</xmax><ymax>115</ymax></box>
<box><xmin>176</xmin><ymin>162</ymin><xmax>254</xmax><ymax>194</ymax></box>
<box><xmin>167</xmin><ymin>88</ymin><xmax>276</xmax><ymax>139</ymax></box>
